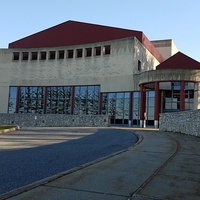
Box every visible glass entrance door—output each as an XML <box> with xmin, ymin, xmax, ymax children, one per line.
<box><xmin>162</xmin><ymin>82</ymin><xmax>180</xmax><ymax>113</ymax></box>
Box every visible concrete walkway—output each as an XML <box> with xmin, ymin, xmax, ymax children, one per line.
<box><xmin>1</xmin><ymin>129</ymin><xmax>200</xmax><ymax>200</ymax></box>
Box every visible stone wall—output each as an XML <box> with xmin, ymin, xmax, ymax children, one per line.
<box><xmin>0</xmin><ymin>114</ymin><xmax>110</xmax><ymax>127</ymax></box>
<box><xmin>159</xmin><ymin>110</ymin><xmax>200</xmax><ymax>137</ymax></box>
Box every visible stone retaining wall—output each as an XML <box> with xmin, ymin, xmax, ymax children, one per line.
<box><xmin>0</xmin><ymin>114</ymin><xmax>110</xmax><ymax>127</ymax></box>
<box><xmin>159</xmin><ymin>110</ymin><xmax>200</xmax><ymax>137</ymax></box>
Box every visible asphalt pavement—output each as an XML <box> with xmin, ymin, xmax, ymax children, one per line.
<box><xmin>0</xmin><ymin>127</ymin><xmax>138</xmax><ymax>196</ymax></box>
<box><xmin>1</xmin><ymin>128</ymin><xmax>200</xmax><ymax>200</ymax></box>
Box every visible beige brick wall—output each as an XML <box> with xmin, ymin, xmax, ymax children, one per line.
<box><xmin>0</xmin><ymin>37</ymin><xmax>161</xmax><ymax>113</ymax></box>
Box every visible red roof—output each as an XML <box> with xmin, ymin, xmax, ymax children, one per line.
<box><xmin>9</xmin><ymin>20</ymin><xmax>164</xmax><ymax>63</ymax></box>
<box><xmin>156</xmin><ymin>52</ymin><xmax>200</xmax><ymax>70</ymax></box>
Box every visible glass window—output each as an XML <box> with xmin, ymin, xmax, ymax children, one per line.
<box><xmin>145</xmin><ymin>91</ymin><xmax>155</xmax><ymax>124</ymax></box>
<box><xmin>8</xmin><ymin>87</ymin><xmax>18</xmax><ymax>113</ymax></box>
<box><xmin>101</xmin><ymin>92</ymin><xmax>130</xmax><ymax>125</ymax></box>
<box><xmin>31</xmin><ymin>87</ymin><xmax>37</xmax><ymax>98</ymax></box>
<box><xmin>9</xmin><ymin>85</ymin><xmax>100</xmax><ymax>115</ymax></box>
<box><xmin>184</xmin><ymin>82</ymin><xmax>194</xmax><ymax>110</ymax></box>
<box><xmin>58</xmin><ymin>50</ymin><xmax>65</xmax><ymax>59</ymax></box>
<box><xmin>124</xmin><ymin>99</ymin><xmax>129</xmax><ymax>110</ymax></box>
<box><xmin>85</xmin><ymin>48</ymin><xmax>92</xmax><ymax>57</ymax></box>
<box><xmin>95</xmin><ymin>47</ymin><xmax>101</xmax><ymax>56</ymax></box>
<box><xmin>172</xmin><ymin>82</ymin><xmax>180</xmax><ymax>90</ymax></box>
<box><xmin>76</xmin><ymin>49</ymin><xmax>83</xmax><ymax>58</ymax></box>
<box><xmin>102</xmin><ymin>93</ymin><xmax>108</xmax><ymax>110</ymax></box>
<box><xmin>190</xmin><ymin>102</ymin><xmax>194</xmax><ymax>110</ymax></box>
<box><xmin>133</xmin><ymin>92</ymin><xmax>140</xmax><ymax>111</ymax></box>
<box><xmin>148</xmin><ymin>107</ymin><xmax>154</xmax><ymax>118</ymax></box>
<box><xmin>74</xmin><ymin>85</ymin><xmax>100</xmax><ymax>115</ymax></box>
<box><xmin>40</xmin><ymin>52</ymin><xmax>47</xmax><ymax>60</ymax></box>
<box><xmin>9</xmin><ymin>87</ymin><xmax>17</xmax><ymax>99</ymax></box>
<box><xmin>108</xmin><ymin>98</ymin><xmax>116</xmax><ymax>108</ymax></box>
<box><xmin>49</xmin><ymin>51</ymin><xmax>56</xmax><ymax>59</ymax></box>
<box><xmin>124</xmin><ymin>112</ymin><xmax>129</xmax><ymax>119</ymax></box>
<box><xmin>103</xmin><ymin>45</ymin><xmax>111</xmax><ymax>55</ymax></box>
<box><xmin>125</xmin><ymin>92</ymin><xmax>130</xmax><ymax>98</ymax></box>
<box><xmin>13</xmin><ymin>52</ymin><xmax>20</xmax><ymax>60</ymax></box>
<box><xmin>108</xmin><ymin>93</ymin><xmax>116</xmax><ymax>99</ymax></box>
<box><xmin>148</xmin><ymin>98</ymin><xmax>154</xmax><ymax>107</ymax></box>
<box><xmin>46</xmin><ymin>86</ymin><xmax>71</xmax><ymax>114</ymax></box>
<box><xmin>17</xmin><ymin>87</ymin><xmax>44</xmax><ymax>113</ymax></box>
<box><xmin>22</xmin><ymin>52</ymin><xmax>29</xmax><ymax>60</ymax></box>
<box><xmin>185</xmin><ymin>82</ymin><xmax>194</xmax><ymax>90</ymax></box>
<box><xmin>31</xmin><ymin>52</ymin><xmax>38</xmax><ymax>60</ymax></box>
<box><xmin>116</xmin><ymin>98</ymin><xmax>124</xmax><ymax>108</ymax></box>
<box><xmin>67</xmin><ymin>50</ymin><xmax>74</xmax><ymax>58</ymax></box>
<box><xmin>116</xmin><ymin>93</ymin><xmax>124</xmax><ymax>98</ymax></box>
<box><xmin>147</xmin><ymin>91</ymin><xmax>155</xmax><ymax>97</ymax></box>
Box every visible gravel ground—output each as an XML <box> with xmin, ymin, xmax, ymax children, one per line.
<box><xmin>0</xmin><ymin>127</ymin><xmax>138</xmax><ymax>195</ymax></box>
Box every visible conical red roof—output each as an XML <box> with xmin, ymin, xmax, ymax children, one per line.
<box><xmin>156</xmin><ymin>52</ymin><xmax>200</xmax><ymax>70</ymax></box>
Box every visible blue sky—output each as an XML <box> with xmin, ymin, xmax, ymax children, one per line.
<box><xmin>1</xmin><ymin>0</ymin><xmax>200</xmax><ymax>61</ymax></box>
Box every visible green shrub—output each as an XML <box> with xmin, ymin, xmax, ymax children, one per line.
<box><xmin>0</xmin><ymin>126</ymin><xmax>16</xmax><ymax>130</ymax></box>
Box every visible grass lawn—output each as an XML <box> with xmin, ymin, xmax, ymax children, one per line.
<box><xmin>0</xmin><ymin>125</ymin><xmax>16</xmax><ymax>130</ymax></box>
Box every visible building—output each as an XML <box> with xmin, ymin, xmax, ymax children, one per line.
<box><xmin>1</xmin><ymin>20</ymin><xmax>200</xmax><ymax>127</ymax></box>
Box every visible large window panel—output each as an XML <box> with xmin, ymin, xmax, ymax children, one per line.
<box><xmin>116</xmin><ymin>93</ymin><xmax>123</xmax><ymax>98</ymax></box>
<box><xmin>19</xmin><ymin>87</ymin><xmax>25</xmax><ymax>113</ymax></box>
<box><xmin>116</xmin><ymin>98</ymin><xmax>124</xmax><ymax>108</ymax></box>
<box><xmin>74</xmin><ymin>85</ymin><xmax>100</xmax><ymax>115</ymax></box>
<box><xmin>102</xmin><ymin>93</ymin><xmax>108</xmax><ymax>114</ymax></box>
<box><xmin>74</xmin><ymin>86</ymin><xmax>81</xmax><ymax>114</ymax></box>
<box><xmin>116</xmin><ymin>107</ymin><xmax>123</xmax><ymax>116</ymax></box>
<box><xmin>8</xmin><ymin>85</ymin><xmax>98</xmax><ymax>115</ymax></box>
<box><xmin>17</xmin><ymin>86</ymin><xmax>44</xmax><ymax>113</ymax></box>
<box><xmin>8</xmin><ymin>87</ymin><xmax>17</xmax><ymax>113</ymax></box>
<box><xmin>101</xmin><ymin>92</ymin><xmax>130</xmax><ymax>125</ymax></box>
<box><xmin>124</xmin><ymin>99</ymin><xmax>129</xmax><ymax>110</ymax></box>
<box><xmin>46</xmin><ymin>86</ymin><xmax>71</xmax><ymax>114</ymax></box>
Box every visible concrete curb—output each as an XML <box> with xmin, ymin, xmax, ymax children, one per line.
<box><xmin>0</xmin><ymin>131</ymin><xmax>143</xmax><ymax>200</ymax></box>
<box><xmin>0</xmin><ymin>126</ymin><xmax>20</xmax><ymax>134</ymax></box>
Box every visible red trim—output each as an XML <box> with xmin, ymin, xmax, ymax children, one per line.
<box><xmin>180</xmin><ymin>81</ymin><xmax>185</xmax><ymax>111</ymax></box>
<box><xmin>140</xmin><ymin>85</ymin><xmax>146</xmax><ymax>121</ymax></box>
<box><xmin>8</xmin><ymin>20</ymin><xmax>164</xmax><ymax>63</ymax></box>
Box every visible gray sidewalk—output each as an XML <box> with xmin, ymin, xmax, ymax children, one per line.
<box><xmin>2</xmin><ymin>129</ymin><xmax>200</xmax><ymax>200</ymax></box>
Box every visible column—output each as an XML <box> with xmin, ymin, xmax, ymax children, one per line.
<box><xmin>180</xmin><ymin>81</ymin><xmax>185</xmax><ymax>111</ymax></box>
<box><xmin>140</xmin><ymin>84</ymin><xmax>146</xmax><ymax>128</ymax></box>
<box><xmin>154</xmin><ymin>82</ymin><xmax>161</xmax><ymax>128</ymax></box>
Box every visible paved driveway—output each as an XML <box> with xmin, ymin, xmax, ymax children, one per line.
<box><xmin>4</xmin><ymin>129</ymin><xmax>200</xmax><ymax>200</ymax></box>
<box><xmin>0</xmin><ymin>127</ymin><xmax>138</xmax><ymax>195</ymax></box>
